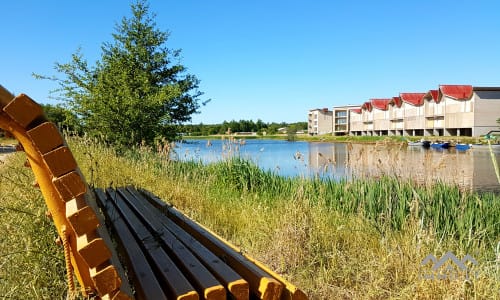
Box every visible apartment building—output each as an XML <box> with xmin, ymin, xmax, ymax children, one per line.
<box><xmin>349</xmin><ymin>107</ymin><xmax>363</xmax><ymax>134</ymax></box>
<box><xmin>389</xmin><ymin>96</ymin><xmax>404</xmax><ymax>136</ymax></box>
<box><xmin>371</xmin><ymin>99</ymin><xmax>391</xmax><ymax>136</ymax></box>
<box><xmin>332</xmin><ymin>105</ymin><xmax>360</xmax><ymax>135</ymax></box>
<box><xmin>308</xmin><ymin>108</ymin><xmax>333</xmax><ymax>135</ymax></box>
<box><xmin>348</xmin><ymin>85</ymin><xmax>500</xmax><ymax>137</ymax></box>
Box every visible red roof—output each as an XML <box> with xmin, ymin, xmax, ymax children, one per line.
<box><xmin>400</xmin><ymin>93</ymin><xmax>426</xmax><ymax>106</ymax></box>
<box><xmin>439</xmin><ymin>85</ymin><xmax>473</xmax><ymax>100</ymax></box>
<box><xmin>390</xmin><ymin>96</ymin><xmax>402</xmax><ymax>107</ymax></box>
<box><xmin>361</xmin><ymin>101</ymin><xmax>372</xmax><ymax>112</ymax></box>
<box><xmin>350</xmin><ymin>108</ymin><xmax>362</xmax><ymax>114</ymax></box>
<box><xmin>423</xmin><ymin>90</ymin><xmax>440</xmax><ymax>103</ymax></box>
<box><xmin>370</xmin><ymin>98</ymin><xmax>391</xmax><ymax>111</ymax></box>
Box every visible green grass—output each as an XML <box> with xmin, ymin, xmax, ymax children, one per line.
<box><xmin>1</xmin><ymin>136</ymin><xmax>499</xmax><ymax>299</ymax></box>
<box><xmin>0</xmin><ymin>137</ymin><xmax>17</xmax><ymax>145</ymax></box>
<box><xmin>181</xmin><ymin>134</ymin><xmax>481</xmax><ymax>144</ymax></box>
<box><xmin>182</xmin><ymin>134</ymin><xmax>403</xmax><ymax>143</ymax></box>
<box><xmin>71</xmin><ymin>137</ymin><xmax>499</xmax><ymax>298</ymax></box>
<box><xmin>0</xmin><ymin>153</ymin><xmax>68</xmax><ymax>299</ymax></box>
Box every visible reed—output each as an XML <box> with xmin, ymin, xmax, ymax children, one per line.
<box><xmin>488</xmin><ymin>139</ymin><xmax>500</xmax><ymax>186</ymax></box>
<box><xmin>1</xmin><ymin>136</ymin><xmax>498</xmax><ymax>299</ymax></box>
<box><xmin>70</xmin><ymin>136</ymin><xmax>499</xmax><ymax>298</ymax></box>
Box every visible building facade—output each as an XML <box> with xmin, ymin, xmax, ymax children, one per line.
<box><xmin>308</xmin><ymin>108</ymin><xmax>333</xmax><ymax>135</ymax></box>
<box><xmin>309</xmin><ymin>85</ymin><xmax>500</xmax><ymax>137</ymax></box>
<box><xmin>332</xmin><ymin>105</ymin><xmax>360</xmax><ymax>135</ymax></box>
<box><xmin>347</xmin><ymin>85</ymin><xmax>500</xmax><ymax>137</ymax></box>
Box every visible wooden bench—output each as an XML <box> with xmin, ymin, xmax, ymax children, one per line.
<box><xmin>94</xmin><ymin>186</ymin><xmax>306</xmax><ymax>300</ymax></box>
<box><xmin>0</xmin><ymin>85</ymin><xmax>307</xmax><ymax>300</ymax></box>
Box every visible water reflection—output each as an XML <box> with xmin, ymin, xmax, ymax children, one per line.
<box><xmin>173</xmin><ymin>139</ymin><xmax>500</xmax><ymax>193</ymax></box>
<box><xmin>308</xmin><ymin>142</ymin><xmax>500</xmax><ymax>193</ymax></box>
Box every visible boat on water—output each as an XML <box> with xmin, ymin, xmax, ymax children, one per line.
<box><xmin>407</xmin><ymin>141</ymin><xmax>423</xmax><ymax>146</ymax></box>
<box><xmin>407</xmin><ymin>139</ymin><xmax>431</xmax><ymax>148</ymax></box>
<box><xmin>430</xmin><ymin>141</ymin><xmax>450</xmax><ymax>149</ymax></box>
<box><xmin>455</xmin><ymin>143</ymin><xmax>471</xmax><ymax>151</ymax></box>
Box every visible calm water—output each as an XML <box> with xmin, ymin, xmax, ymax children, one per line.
<box><xmin>172</xmin><ymin>139</ymin><xmax>500</xmax><ymax>193</ymax></box>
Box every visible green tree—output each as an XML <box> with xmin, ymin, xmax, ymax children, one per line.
<box><xmin>286</xmin><ymin>124</ymin><xmax>298</xmax><ymax>141</ymax></box>
<box><xmin>39</xmin><ymin>0</ymin><xmax>202</xmax><ymax>147</ymax></box>
<box><xmin>228</xmin><ymin>120</ymin><xmax>241</xmax><ymax>133</ymax></box>
<box><xmin>255</xmin><ymin>119</ymin><xmax>265</xmax><ymax>131</ymax></box>
<box><xmin>41</xmin><ymin>104</ymin><xmax>81</xmax><ymax>134</ymax></box>
<box><xmin>267</xmin><ymin>123</ymin><xmax>281</xmax><ymax>135</ymax></box>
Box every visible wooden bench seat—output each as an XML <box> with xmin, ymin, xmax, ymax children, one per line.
<box><xmin>94</xmin><ymin>186</ymin><xmax>303</xmax><ymax>300</ymax></box>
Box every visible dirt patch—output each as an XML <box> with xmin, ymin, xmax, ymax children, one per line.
<box><xmin>0</xmin><ymin>155</ymin><xmax>8</xmax><ymax>170</ymax></box>
<box><xmin>0</xmin><ymin>153</ymin><xmax>11</xmax><ymax>168</ymax></box>
<box><xmin>0</xmin><ymin>146</ymin><xmax>15</xmax><ymax>168</ymax></box>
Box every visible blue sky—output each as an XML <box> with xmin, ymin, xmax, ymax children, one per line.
<box><xmin>1</xmin><ymin>1</ymin><xmax>500</xmax><ymax>124</ymax></box>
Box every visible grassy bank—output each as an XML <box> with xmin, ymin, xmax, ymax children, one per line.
<box><xmin>1</xmin><ymin>136</ymin><xmax>499</xmax><ymax>299</ymax></box>
<box><xmin>181</xmin><ymin>134</ymin><xmax>404</xmax><ymax>143</ymax></box>
<box><xmin>182</xmin><ymin>134</ymin><xmax>481</xmax><ymax>145</ymax></box>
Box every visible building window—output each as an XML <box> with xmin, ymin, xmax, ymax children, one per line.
<box><xmin>335</xmin><ymin>111</ymin><xmax>347</xmax><ymax>117</ymax></box>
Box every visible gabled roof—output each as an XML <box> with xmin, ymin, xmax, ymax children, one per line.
<box><xmin>361</xmin><ymin>101</ymin><xmax>372</xmax><ymax>112</ymax></box>
<box><xmin>390</xmin><ymin>96</ymin><xmax>402</xmax><ymax>107</ymax></box>
<box><xmin>423</xmin><ymin>90</ymin><xmax>440</xmax><ymax>103</ymax></box>
<box><xmin>350</xmin><ymin>108</ymin><xmax>362</xmax><ymax>114</ymax></box>
<box><xmin>439</xmin><ymin>85</ymin><xmax>473</xmax><ymax>100</ymax></box>
<box><xmin>370</xmin><ymin>98</ymin><xmax>391</xmax><ymax>111</ymax></box>
<box><xmin>400</xmin><ymin>93</ymin><xmax>426</xmax><ymax>106</ymax></box>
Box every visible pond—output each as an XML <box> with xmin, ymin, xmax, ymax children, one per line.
<box><xmin>172</xmin><ymin>138</ymin><xmax>500</xmax><ymax>194</ymax></box>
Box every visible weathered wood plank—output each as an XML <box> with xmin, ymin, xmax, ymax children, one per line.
<box><xmin>95</xmin><ymin>189</ymin><xmax>168</xmax><ymax>300</ymax></box>
<box><xmin>114</xmin><ymin>188</ymin><xmax>225</xmax><ymax>300</ymax></box>
<box><xmin>105</xmin><ymin>188</ymin><xmax>201</xmax><ymax>300</ymax></box>
<box><xmin>123</xmin><ymin>186</ymin><xmax>249</xmax><ymax>300</ymax></box>
<box><xmin>137</xmin><ymin>188</ymin><xmax>284</xmax><ymax>300</ymax></box>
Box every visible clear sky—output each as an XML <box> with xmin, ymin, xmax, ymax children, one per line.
<box><xmin>1</xmin><ymin>1</ymin><xmax>500</xmax><ymax>124</ymax></box>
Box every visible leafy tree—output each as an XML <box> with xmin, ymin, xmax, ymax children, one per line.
<box><xmin>294</xmin><ymin>121</ymin><xmax>308</xmax><ymax>131</ymax></box>
<box><xmin>266</xmin><ymin>123</ymin><xmax>281</xmax><ymax>135</ymax></box>
<box><xmin>256</xmin><ymin>119</ymin><xmax>265</xmax><ymax>131</ymax></box>
<box><xmin>227</xmin><ymin>120</ymin><xmax>241</xmax><ymax>133</ymax></box>
<box><xmin>41</xmin><ymin>104</ymin><xmax>81</xmax><ymax>133</ymax></box>
<box><xmin>181</xmin><ymin>120</ymin><xmax>307</xmax><ymax>137</ymax></box>
<box><xmin>37</xmin><ymin>0</ymin><xmax>202</xmax><ymax>147</ymax></box>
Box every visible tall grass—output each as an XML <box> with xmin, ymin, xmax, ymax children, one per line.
<box><xmin>0</xmin><ymin>153</ymin><xmax>68</xmax><ymax>299</ymax></box>
<box><xmin>69</xmin><ymin>136</ymin><xmax>499</xmax><ymax>299</ymax></box>
<box><xmin>1</xmin><ymin>136</ymin><xmax>498</xmax><ymax>299</ymax></box>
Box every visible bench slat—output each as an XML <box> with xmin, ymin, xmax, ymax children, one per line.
<box><xmin>94</xmin><ymin>189</ymin><xmax>168</xmax><ymax>300</ymax></box>
<box><xmin>114</xmin><ymin>188</ymin><xmax>226</xmax><ymax>300</ymax></box>
<box><xmin>123</xmin><ymin>186</ymin><xmax>250</xmax><ymax>300</ymax></box>
<box><xmin>104</xmin><ymin>188</ymin><xmax>199</xmax><ymax>300</ymax></box>
<box><xmin>137</xmin><ymin>188</ymin><xmax>284</xmax><ymax>300</ymax></box>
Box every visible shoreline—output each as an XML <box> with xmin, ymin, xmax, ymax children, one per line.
<box><xmin>181</xmin><ymin>134</ymin><xmax>480</xmax><ymax>144</ymax></box>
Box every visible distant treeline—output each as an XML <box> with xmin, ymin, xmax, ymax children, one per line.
<box><xmin>39</xmin><ymin>103</ymin><xmax>308</xmax><ymax>138</ymax></box>
<box><xmin>182</xmin><ymin>120</ymin><xmax>308</xmax><ymax>136</ymax></box>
